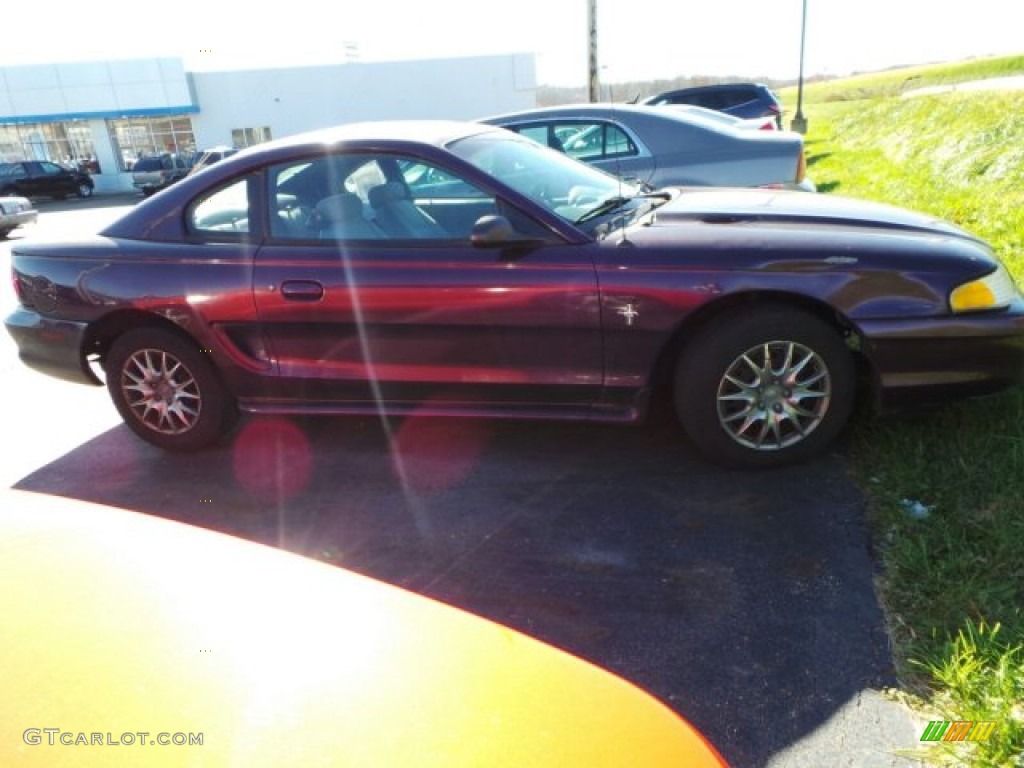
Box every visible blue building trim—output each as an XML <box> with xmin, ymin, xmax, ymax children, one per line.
<box><xmin>0</xmin><ymin>105</ymin><xmax>199</xmax><ymax>125</ymax></box>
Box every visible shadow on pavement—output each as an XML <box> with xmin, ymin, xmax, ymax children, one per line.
<box><xmin>15</xmin><ymin>414</ymin><xmax>897</xmax><ymax>766</ymax></box>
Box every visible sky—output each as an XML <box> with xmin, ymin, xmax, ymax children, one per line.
<box><xmin>2</xmin><ymin>0</ymin><xmax>1020</xmax><ymax>86</ymax></box>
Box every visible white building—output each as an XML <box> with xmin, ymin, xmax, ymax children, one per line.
<box><xmin>0</xmin><ymin>54</ymin><xmax>537</xmax><ymax>193</ymax></box>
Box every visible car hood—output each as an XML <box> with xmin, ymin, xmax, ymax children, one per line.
<box><xmin>0</xmin><ymin>491</ymin><xmax>727</xmax><ymax>767</ymax></box>
<box><xmin>651</xmin><ymin>188</ymin><xmax>982</xmax><ymax>243</ymax></box>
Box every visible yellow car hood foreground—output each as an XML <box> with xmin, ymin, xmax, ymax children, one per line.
<box><xmin>0</xmin><ymin>491</ymin><xmax>726</xmax><ymax>767</ymax></box>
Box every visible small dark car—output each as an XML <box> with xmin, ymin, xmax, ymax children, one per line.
<box><xmin>643</xmin><ymin>83</ymin><xmax>784</xmax><ymax>128</ymax></box>
<box><xmin>6</xmin><ymin>122</ymin><xmax>1024</xmax><ymax>467</ymax></box>
<box><xmin>0</xmin><ymin>160</ymin><xmax>94</xmax><ymax>200</ymax></box>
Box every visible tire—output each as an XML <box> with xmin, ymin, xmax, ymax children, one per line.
<box><xmin>0</xmin><ymin>228</ymin><xmax>11</xmax><ymax>240</ymax></box>
<box><xmin>105</xmin><ymin>327</ymin><xmax>233</xmax><ymax>451</ymax></box>
<box><xmin>77</xmin><ymin>183</ymin><xmax>94</xmax><ymax>198</ymax></box>
<box><xmin>675</xmin><ymin>306</ymin><xmax>855</xmax><ymax>469</ymax></box>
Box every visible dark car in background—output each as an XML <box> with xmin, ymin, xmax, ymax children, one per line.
<box><xmin>6</xmin><ymin>121</ymin><xmax>1024</xmax><ymax>468</ymax></box>
<box><xmin>642</xmin><ymin>83</ymin><xmax>784</xmax><ymax>128</ymax></box>
<box><xmin>0</xmin><ymin>160</ymin><xmax>94</xmax><ymax>200</ymax></box>
<box><xmin>131</xmin><ymin>152</ymin><xmax>192</xmax><ymax>196</ymax></box>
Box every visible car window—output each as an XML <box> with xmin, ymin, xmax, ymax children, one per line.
<box><xmin>1</xmin><ymin>164</ymin><xmax>27</xmax><ymax>179</ymax></box>
<box><xmin>560</xmin><ymin>122</ymin><xmax>638</xmax><ymax>162</ymax></box>
<box><xmin>267</xmin><ymin>153</ymin><xmax>496</xmax><ymax>242</ymax></box>
<box><xmin>134</xmin><ymin>157</ymin><xmax>164</xmax><ymax>172</ymax></box>
<box><xmin>448</xmin><ymin>130</ymin><xmax>637</xmax><ymax>225</ymax></box>
<box><xmin>400</xmin><ymin>160</ymin><xmax>489</xmax><ymax>200</ymax></box>
<box><xmin>40</xmin><ymin>162</ymin><xmax>64</xmax><ymax>175</ymax></box>
<box><xmin>516</xmin><ymin>125</ymin><xmax>549</xmax><ymax>146</ymax></box>
<box><xmin>188</xmin><ymin>177</ymin><xmax>250</xmax><ymax>235</ymax></box>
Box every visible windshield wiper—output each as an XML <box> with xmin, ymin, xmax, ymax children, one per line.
<box><xmin>573</xmin><ymin>191</ymin><xmax>672</xmax><ymax>226</ymax></box>
<box><xmin>574</xmin><ymin>196</ymin><xmax>632</xmax><ymax>225</ymax></box>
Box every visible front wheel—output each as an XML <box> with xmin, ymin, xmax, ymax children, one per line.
<box><xmin>106</xmin><ymin>327</ymin><xmax>234</xmax><ymax>451</ymax></box>
<box><xmin>675</xmin><ymin>307</ymin><xmax>855</xmax><ymax>468</ymax></box>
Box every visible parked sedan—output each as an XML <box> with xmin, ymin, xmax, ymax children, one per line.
<box><xmin>0</xmin><ymin>160</ymin><xmax>94</xmax><ymax>200</ymax></box>
<box><xmin>481</xmin><ymin>104</ymin><xmax>811</xmax><ymax>191</ymax></box>
<box><xmin>6</xmin><ymin>122</ymin><xmax>1024</xmax><ymax>467</ymax></box>
<box><xmin>0</xmin><ymin>195</ymin><xmax>37</xmax><ymax>239</ymax></box>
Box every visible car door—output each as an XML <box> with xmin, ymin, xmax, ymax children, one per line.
<box><xmin>18</xmin><ymin>163</ymin><xmax>47</xmax><ymax>197</ymax></box>
<box><xmin>35</xmin><ymin>162</ymin><xmax>74</xmax><ymax>197</ymax></box>
<box><xmin>250</xmin><ymin>151</ymin><xmax>603</xmax><ymax>410</ymax></box>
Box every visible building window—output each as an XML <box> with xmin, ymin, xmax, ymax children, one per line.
<box><xmin>231</xmin><ymin>127</ymin><xmax>272</xmax><ymax>148</ymax></box>
<box><xmin>107</xmin><ymin>116</ymin><xmax>197</xmax><ymax>171</ymax></box>
<box><xmin>0</xmin><ymin>121</ymin><xmax>100</xmax><ymax>173</ymax></box>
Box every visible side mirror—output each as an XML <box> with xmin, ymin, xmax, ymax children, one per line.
<box><xmin>470</xmin><ymin>215</ymin><xmax>546</xmax><ymax>249</ymax></box>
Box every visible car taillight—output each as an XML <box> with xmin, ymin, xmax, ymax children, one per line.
<box><xmin>759</xmin><ymin>121</ymin><xmax>776</xmax><ymax>131</ymax></box>
<box><xmin>11</xmin><ymin>269</ymin><xmax>25</xmax><ymax>304</ymax></box>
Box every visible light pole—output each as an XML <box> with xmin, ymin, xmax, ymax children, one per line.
<box><xmin>587</xmin><ymin>0</ymin><xmax>599</xmax><ymax>103</ymax></box>
<box><xmin>791</xmin><ymin>0</ymin><xmax>808</xmax><ymax>133</ymax></box>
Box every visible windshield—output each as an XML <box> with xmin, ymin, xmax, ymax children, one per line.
<box><xmin>447</xmin><ymin>130</ymin><xmax>642</xmax><ymax>225</ymax></box>
<box><xmin>133</xmin><ymin>157</ymin><xmax>164</xmax><ymax>172</ymax></box>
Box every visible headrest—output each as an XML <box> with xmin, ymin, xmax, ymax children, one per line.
<box><xmin>314</xmin><ymin>193</ymin><xmax>363</xmax><ymax>223</ymax></box>
<box><xmin>368</xmin><ymin>182</ymin><xmax>407</xmax><ymax>208</ymax></box>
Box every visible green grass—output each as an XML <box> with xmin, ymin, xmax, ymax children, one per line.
<box><xmin>782</xmin><ymin>54</ymin><xmax>1024</xmax><ymax>104</ymax></box>
<box><xmin>795</xmin><ymin>56</ymin><xmax>1024</xmax><ymax>766</ymax></box>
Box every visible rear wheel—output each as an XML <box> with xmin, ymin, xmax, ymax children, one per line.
<box><xmin>675</xmin><ymin>306</ymin><xmax>855</xmax><ymax>468</ymax></box>
<box><xmin>106</xmin><ymin>328</ymin><xmax>234</xmax><ymax>451</ymax></box>
<box><xmin>77</xmin><ymin>183</ymin><xmax>93</xmax><ymax>198</ymax></box>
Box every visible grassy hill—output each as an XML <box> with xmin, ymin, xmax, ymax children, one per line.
<box><xmin>784</xmin><ymin>55</ymin><xmax>1024</xmax><ymax>767</ymax></box>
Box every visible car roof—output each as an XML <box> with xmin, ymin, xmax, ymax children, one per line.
<box><xmin>480</xmin><ymin>103</ymin><xmax>753</xmax><ymax>148</ymax></box>
<box><xmin>255</xmin><ymin>120</ymin><xmax>499</xmax><ymax>155</ymax></box>
<box><xmin>482</xmin><ymin>102</ymin><xmax>736</xmax><ymax>127</ymax></box>
<box><xmin>651</xmin><ymin>82</ymin><xmax>770</xmax><ymax>96</ymax></box>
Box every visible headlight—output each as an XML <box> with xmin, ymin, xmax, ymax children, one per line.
<box><xmin>950</xmin><ymin>264</ymin><xmax>1020</xmax><ymax>313</ymax></box>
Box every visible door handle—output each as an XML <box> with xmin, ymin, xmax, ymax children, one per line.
<box><xmin>280</xmin><ymin>280</ymin><xmax>324</xmax><ymax>301</ymax></box>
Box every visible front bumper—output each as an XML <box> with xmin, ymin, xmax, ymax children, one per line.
<box><xmin>859</xmin><ymin>306</ymin><xmax>1024</xmax><ymax>408</ymax></box>
<box><xmin>4</xmin><ymin>307</ymin><xmax>101</xmax><ymax>386</ymax></box>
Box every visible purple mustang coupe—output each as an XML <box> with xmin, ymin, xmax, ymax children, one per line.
<box><xmin>6</xmin><ymin>121</ymin><xmax>1024</xmax><ymax>467</ymax></box>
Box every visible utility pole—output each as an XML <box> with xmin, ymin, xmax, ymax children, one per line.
<box><xmin>791</xmin><ymin>0</ymin><xmax>809</xmax><ymax>133</ymax></box>
<box><xmin>587</xmin><ymin>0</ymin><xmax>599</xmax><ymax>102</ymax></box>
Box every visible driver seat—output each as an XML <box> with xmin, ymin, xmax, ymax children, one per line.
<box><xmin>368</xmin><ymin>182</ymin><xmax>447</xmax><ymax>239</ymax></box>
